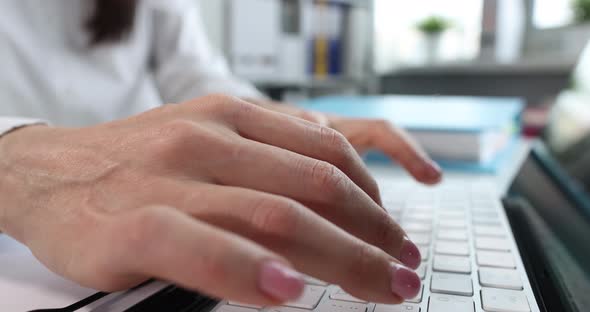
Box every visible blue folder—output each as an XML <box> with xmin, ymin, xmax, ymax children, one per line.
<box><xmin>298</xmin><ymin>95</ymin><xmax>525</xmax><ymax>173</ymax></box>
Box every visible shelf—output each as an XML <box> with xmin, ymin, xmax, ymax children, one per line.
<box><xmin>253</xmin><ymin>77</ymin><xmax>363</xmax><ymax>89</ymax></box>
<box><xmin>301</xmin><ymin>0</ymin><xmax>372</xmax><ymax>9</ymax></box>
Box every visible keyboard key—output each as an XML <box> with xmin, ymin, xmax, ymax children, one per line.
<box><xmin>430</xmin><ymin>272</ymin><xmax>473</xmax><ymax>296</ymax></box>
<box><xmin>330</xmin><ymin>288</ymin><xmax>366</xmax><ymax>304</ymax></box>
<box><xmin>477</xmin><ymin>251</ymin><xmax>516</xmax><ymax>269</ymax></box>
<box><xmin>418</xmin><ymin>246</ymin><xmax>429</xmax><ymax>261</ymax></box>
<box><xmin>404</xmin><ymin>212</ymin><xmax>433</xmax><ymax>223</ymax></box>
<box><xmin>479</xmin><ymin>268</ymin><xmax>523</xmax><ymax>290</ymax></box>
<box><xmin>471</xmin><ymin>203</ymin><xmax>495</xmax><ymax>211</ymax></box>
<box><xmin>407</xmin><ymin>232</ymin><xmax>431</xmax><ymax>245</ymax></box>
<box><xmin>481</xmin><ymin>287</ymin><xmax>530</xmax><ymax>312</ymax></box>
<box><xmin>441</xmin><ymin>193</ymin><xmax>467</xmax><ymax>202</ymax></box>
<box><xmin>472</xmin><ymin>210</ymin><xmax>498</xmax><ymax>219</ymax></box>
<box><xmin>428</xmin><ymin>294</ymin><xmax>474</xmax><ymax>312</ymax></box>
<box><xmin>472</xmin><ymin>217</ymin><xmax>501</xmax><ymax>226</ymax></box>
<box><xmin>409</xmin><ymin>203</ymin><xmax>435</xmax><ymax>211</ymax></box>
<box><xmin>316</xmin><ymin>299</ymin><xmax>367</xmax><ymax>312</ymax></box>
<box><xmin>474</xmin><ymin>225</ymin><xmax>505</xmax><ymax>237</ymax></box>
<box><xmin>437</xmin><ymin>230</ymin><xmax>468</xmax><ymax>241</ymax></box>
<box><xmin>435</xmin><ymin>241</ymin><xmax>470</xmax><ymax>256</ymax></box>
<box><xmin>439</xmin><ymin>219</ymin><xmax>467</xmax><ymax>229</ymax></box>
<box><xmin>385</xmin><ymin>203</ymin><xmax>404</xmax><ymax>213</ymax></box>
<box><xmin>304</xmin><ymin>275</ymin><xmax>329</xmax><ymax>286</ymax></box>
<box><xmin>439</xmin><ymin>204</ymin><xmax>467</xmax><ymax>211</ymax></box>
<box><xmin>374</xmin><ymin>303</ymin><xmax>420</xmax><ymax>312</ymax></box>
<box><xmin>403</xmin><ymin>222</ymin><xmax>432</xmax><ymax>233</ymax></box>
<box><xmin>475</xmin><ymin>237</ymin><xmax>511</xmax><ymax>251</ymax></box>
<box><xmin>433</xmin><ymin>255</ymin><xmax>471</xmax><ymax>273</ymax></box>
<box><xmin>406</xmin><ymin>285</ymin><xmax>423</xmax><ymax>303</ymax></box>
<box><xmin>267</xmin><ymin>307</ymin><xmax>310</xmax><ymax>312</ymax></box>
<box><xmin>286</xmin><ymin>285</ymin><xmax>326</xmax><ymax>309</ymax></box>
<box><xmin>438</xmin><ymin>210</ymin><xmax>466</xmax><ymax>219</ymax></box>
<box><xmin>417</xmin><ymin>263</ymin><xmax>427</xmax><ymax>280</ymax></box>
<box><xmin>217</xmin><ymin>305</ymin><xmax>260</xmax><ymax>312</ymax></box>
<box><xmin>228</xmin><ymin>302</ymin><xmax>262</xmax><ymax>309</ymax></box>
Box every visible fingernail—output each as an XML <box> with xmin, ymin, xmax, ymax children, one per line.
<box><xmin>259</xmin><ymin>261</ymin><xmax>305</xmax><ymax>302</ymax></box>
<box><xmin>425</xmin><ymin>160</ymin><xmax>442</xmax><ymax>180</ymax></box>
<box><xmin>390</xmin><ymin>262</ymin><xmax>421</xmax><ymax>299</ymax></box>
<box><xmin>400</xmin><ymin>237</ymin><xmax>421</xmax><ymax>270</ymax></box>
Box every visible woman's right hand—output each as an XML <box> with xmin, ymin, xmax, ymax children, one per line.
<box><xmin>0</xmin><ymin>95</ymin><xmax>422</xmax><ymax>306</ymax></box>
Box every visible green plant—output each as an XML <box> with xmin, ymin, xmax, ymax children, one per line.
<box><xmin>417</xmin><ymin>16</ymin><xmax>451</xmax><ymax>34</ymax></box>
<box><xmin>573</xmin><ymin>0</ymin><xmax>590</xmax><ymax>23</ymax></box>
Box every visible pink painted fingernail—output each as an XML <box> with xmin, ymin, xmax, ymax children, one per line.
<box><xmin>259</xmin><ymin>261</ymin><xmax>305</xmax><ymax>301</ymax></box>
<box><xmin>390</xmin><ymin>262</ymin><xmax>421</xmax><ymax>299</ymax></box>
<box><xmin>400</xmin><ymin>237</ymin><xmax>421</xmax><ymax>270</ymax></box>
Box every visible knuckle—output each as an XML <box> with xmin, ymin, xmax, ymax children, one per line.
<box><xmin>123</xmin><ymin>208</ymin><xmax>168</xmax><ymax>252</ymax></box>
<box><xmin>347</xmin><ymin>243</ymin><xmax>382</xmax><ymax>283</ymax></box>
<box><xmin>149</xmin><ymin>120</ymin><xmax>203</xmax><ymax>163</ymax></box>
<box><xmin>159</xmin><ymin>120</ymin><xmax>198</xmax><ymax>146</ymax></box>
<box><xmin>163</xmin><ymin>119</ymin><xmax>198</xmax><ymax>138</ymax></box>
<box><xmin>186</xmin><ymin>94</ymin><xmax>241</xmax><ymax>117</ymax></box>
<box><xmin>320</xmin><ymin>126</ymin><xmax>346</xmax><ymax>147</ymax></box>
<box><xmin>374</xmin><ymin>119</ymin><xmax>392</xmax><ymax>131</ymax></box>
<box><xmin>374</xmin><ymin>215</ymin><xmax>403</xmax><ymax>251</ymax></box>
<box><xmin>189</xmin><ymin>93</ymin><xmax>235</xmax><ymax>109</ymax></box>
<box><xmin>191</xmin><ymin>245</ymin><xmax>230</xmax><ymax>284</ymax></box>
<box><xmin>197</xmin><ymin>94</ymin><xmax>257</xmax><ymax>122</ymax></box>
<box><xmin>309</xmin><ymin>160</ymin><xmax>347</xmax><ymax>197</ymax></box>
<box><xmin>229</xmin><ymin>99</ymin><xmax>257</xmax><ymax>122</ymax></box>
<box><xmin>366</xmin><ymin>178</ymin><xmax>382</xmax><ymax>202</ymax></box>
<box><xmin>249</xmin><ymin>197</ymin><xmax>301</xmax><ymax>237</ymax></box>
<box><xmin>320</xmin><ymin>127</ymin><xmax>355</xmax><ymax>165</ymax></box>
<box><xmin>300</xmin><ymin>111</ymin><xmax>325</xmax><ymax>124</ymax></box>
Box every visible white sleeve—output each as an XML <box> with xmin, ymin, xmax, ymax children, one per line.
<box><xmin>149</xmin><ymin>0</ymin><xmax>266</xmax><ymax>103</ymax></box>
<box><xmin>0</xmin><ymin>117</ymin><xmax>45</xmax><ymax>138</ymax></box>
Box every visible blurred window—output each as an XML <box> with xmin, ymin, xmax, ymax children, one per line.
<box><xmin>533</xmin><ymin>0</ymin><xmax>575</xmax><ymax>29</ymax></box>
<box><xmin>374</xmin><ymin>0</ymin><xmax>483</xmax><ymax>72</ymax></box>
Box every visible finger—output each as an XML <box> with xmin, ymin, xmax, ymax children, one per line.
<box><xmin>343</xmin><ymin>119</ymin><xmax>442</xmax><ymax>184</ymax></box>
<box><xmin>99</xmin><ymin>206</ymin><xmax>305</xmax><ymax>305</ymax></box>
<box><xmin>156</xmin><ymin>183</ymin><xmax>421</xmax><ymax>303</ymax></box>
<box><xmin>195</xmin><ymin>97</ymin><xmax>381</xmax><ymax>204</ymax></box>
<box><xmin>137</xmin><ymin>108</ymin><xmax>420</xmax><ymax>269</ymax></box>
<box><xmin>196</xmin><ymin>138</ymin><xmax>419</xmax><ymax>269</ymax></box>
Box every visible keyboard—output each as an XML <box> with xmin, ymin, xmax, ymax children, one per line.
<box><xmin>211</xmin><ymin>179</ymin><xmax>540</xmax><ymax>312</ymax></box>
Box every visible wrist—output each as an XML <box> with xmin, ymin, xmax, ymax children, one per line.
<box><xmin>0</xmin><ymin>125</ymin><xmax>50</xmax><ymax>237</ymax></box>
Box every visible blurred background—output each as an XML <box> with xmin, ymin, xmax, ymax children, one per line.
<box><xmin>196</xmin><ymin>0</ymin><xmax>590</xmax><ymax>176</ymax></box>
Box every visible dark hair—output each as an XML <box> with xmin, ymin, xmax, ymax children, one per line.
<box><xmin>86</xmin><ymin>0</ymin><xmax>138</xmax><ymax>45</ymax></box>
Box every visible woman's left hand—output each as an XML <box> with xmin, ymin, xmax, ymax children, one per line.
<box><xmin>328</xmin><ymin>116</ymin><xmax>442</xmax><ymax>185</ymax></box>
<box><xmin>247</xmin><ymin>99</ymin><xmax>443</xmax><ymax>185</ymax></box>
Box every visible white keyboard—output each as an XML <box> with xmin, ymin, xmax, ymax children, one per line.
<box><xmin>212</xmin><ymin>179</ymin><xmax>540</xmax><ymax>312</ymax></box>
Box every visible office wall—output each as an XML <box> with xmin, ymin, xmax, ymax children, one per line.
<box><xmin>196</xmin><ymin>0</ymin><xmax>227</xmax><ymax>54</ymax></box>
<box><xmin>523</xmin><ymin>0</ymin><xmax>590</xmax><ymax>63</ymax></box>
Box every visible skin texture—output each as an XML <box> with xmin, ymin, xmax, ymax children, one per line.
<box><xmin>0</xmin><ymin>95</ymin><xmax>441</xmax><ymax>305</ymax></box>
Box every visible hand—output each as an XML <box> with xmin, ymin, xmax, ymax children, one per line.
<box><xmin>329</xmin><ymin>117</ymin><xmax>442</xmax><ymax>185</ymax></box>
<box><xmin>0</xmin><ymin>95</ymin><xmax>422</xmax><ymax>306</ymax></box>
<box><xmin>246</xmin><ymin>99</ymin><xmax>442</xmax><ymax>185</ymax></box>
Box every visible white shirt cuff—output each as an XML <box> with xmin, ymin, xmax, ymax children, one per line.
<box><xmin>0</xmin><ymin>117</ymin><xmax>47</xmax><ymax>138</ymax></box>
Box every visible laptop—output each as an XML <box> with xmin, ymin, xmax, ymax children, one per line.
<box><xmin>2</xmin><ymin>138</ymin><xmax>589</xmax><ymax>311</ymax></box>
